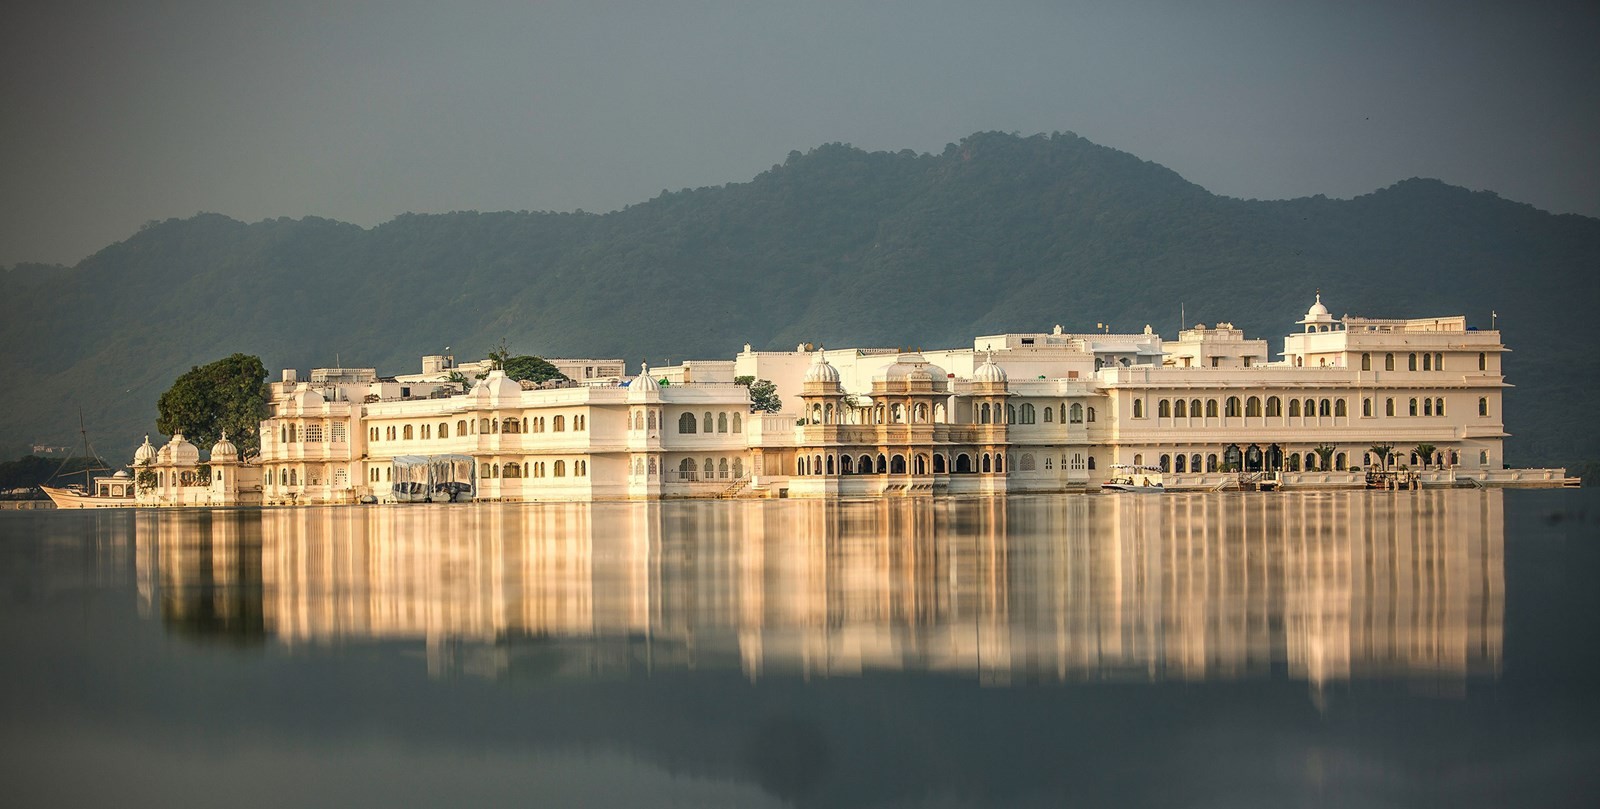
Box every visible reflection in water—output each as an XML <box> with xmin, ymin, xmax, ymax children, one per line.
<box><xmin>134</xmin><ymin>491</ymin><xmax>1503</xmax><ymax>687</ymax></box>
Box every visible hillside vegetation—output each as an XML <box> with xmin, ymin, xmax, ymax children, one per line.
<box><xmin>3</xmin><ymin>132</ymin><xmax>1596</xmax><ymax>465</ymax></box>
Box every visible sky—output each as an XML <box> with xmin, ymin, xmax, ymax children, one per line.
<box><xmin>2</xmin><ymin>0</ymin><xmax>1597</xmax><ymax>267</ymax></box>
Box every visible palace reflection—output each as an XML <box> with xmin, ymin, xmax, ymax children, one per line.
<box><xmin>133</xmin><ymin>492</ymin><xmax>1503</xmax><ymax>687</ymax></box>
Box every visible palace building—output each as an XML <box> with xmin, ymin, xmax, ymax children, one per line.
<box><xmin>155</xmin><ymin>294</ymin><xmax>1564</xmax><ymax>505</ymax></box>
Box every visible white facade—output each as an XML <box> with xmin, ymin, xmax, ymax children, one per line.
<box><xmin>243</xmin><ymin>296</ymin><xmax>1537</xmax><ymax>504</ymax></box>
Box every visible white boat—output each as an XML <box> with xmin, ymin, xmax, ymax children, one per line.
<box><xmin>1101</xmin><ymin>464</ymin><xmax>1166</xmax><ymax>492</ymax></box>
<box><xmin>40</xmin><ymin>414</ymin><xmax>139</xmax><ymax>508</ymax></box>
<box><xmin>41</xmin><ymin>472</ymin><xmax>139</xmax><ymax>509</ymax></box>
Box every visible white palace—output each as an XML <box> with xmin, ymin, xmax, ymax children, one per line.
<box><xmin>130</xmin><ymin>295</ymin><xmax>1571</xmax><ymax>506</ymax></box>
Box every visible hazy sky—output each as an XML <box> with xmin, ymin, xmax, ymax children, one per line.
<box><xmin>3</xmin><ymin>0</ymin><xmax>1597</xmax><ymax>266</ymax></box>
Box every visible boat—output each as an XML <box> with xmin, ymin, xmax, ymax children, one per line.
<box><xmin>1101</xmin><ymin>464</ymin><xmax>1166</xmax><ymax>492</ymax></box>
<box><xmin>39</xmin><ymin>413</ymin><xmax>138</xmax><ymax>508</ymax></box>
<box><xmin>41</xmin><ymin>472</ymin><xmax>138</xmax><ymax>508</ymax></box>
<box><xmin>390</xmin><ymin>454</ymin><xmax>476</xmax><ymax>503</ymax></box>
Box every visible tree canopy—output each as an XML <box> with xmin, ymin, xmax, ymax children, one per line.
<box><xmin>155</xmin><ymin>354</ymin><xmax>269</xmax><ymax>454</ymax></box>
<box><xmin>485</xmin><ymin>341</ymin><xmax>569</xmax><ymax>384</ymax></box>
<box><xmin>737</xmin><ymin>376</ymin><xmax>783</xmax><ymax>412</ymax></box>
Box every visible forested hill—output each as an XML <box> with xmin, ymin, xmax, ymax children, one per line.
<box><xmin>3</xmin><ymin>131</ymin><xmax>1597</xmax><ymax>465</ymax></box>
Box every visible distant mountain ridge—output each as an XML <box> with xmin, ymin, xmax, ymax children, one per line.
<box><xmin>3</xmin><ymin>131</ymin><xmax>1596</xmax><ymax>464</ymax></box>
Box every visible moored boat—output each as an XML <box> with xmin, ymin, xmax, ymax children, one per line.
<box><xmin>1101</xmin><ymin>465</ymin><xmax>1166</xmax><ymax>493</ymax></box>
<box><xmin>41</xmin><ymin>472</ymin><xmax>139</xmax><ymax>508</ymax></box>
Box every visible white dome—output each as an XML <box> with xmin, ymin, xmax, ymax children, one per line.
<box><xmin>166</xmin><ymin>433</ymin><xmax>200</xmax><ymax>466</ymax></box>
<box><xmin>472</xmin><ymin>369</ymin><xmax>523</xmax><ymax>399</ymax></box>
<box><xmin>973</xmin><ymin>353</ymin><xmax>1008</xmax><ymax>383</ymax></box>
<box><xmin>112</xmin><ymin>469</ymin><xmax>131</xmax><ymax>479</ymax></box>
<box><xmin>1303</xmin><ymin>292</ymin><xmax>1332</xmax><ymax>321</ymax></box>
<box><xmin>132</xmin><ymin>435</ymin><xmax>157</xmax><ymax>466</ymax></box>
<box><xmin>628</xmin><ymin>364</ymin><xmax>661</xmax><ymax>400</ymax></box>
<box><xmin>210</xmin><ymin>432</ymin><xmax>239</xmax><ymax>462</ymax></box>
<box><xmin>879</xmin><ymin>352</ymin><xmax>946</xmax><ymax>388</ymax></box>
<box><xmin>803</xmin><ymin>350</ymin><xmax>841</xmax><ymax>384</ymax></box>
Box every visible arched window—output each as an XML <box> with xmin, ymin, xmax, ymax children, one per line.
<box><xmin>876</xmin><ymin>454</ymin><xmax>887</xmax><ymax>474</ymax></box>
<box><xmin>1174</xmin><ymin>399</ymin><xmax>1188</xmax><ymax>418</ymax></box>
<box><xmin>895</xmin><ymin>403</ymin><xmax>907</xmax><ymax>424</ymax></box>
<box><xmin>1385</xmin><ymin>353</ymin><xmax>1395</xmax><ymax>371</ymax></box>
<box><xmin>1006</xmin><ymin>404</ymin><xmax>1016</xmax><ymax>424</ymax></box>
<box><xmin>1087</xmin><ymin>407</ymin><xmax>1096</xmax><ymax>423</ymax></box>
<box><xmin>1020</xmin><ymin>403</ymin><xmax>1035</xmax><ymax>424</ymax></box>
<box><xmin>504</xmin><ymin>463</ymin><xmax>520</xmax><ymax>478</ymax></box>
<box><xmin>1191</xmin><ymin>454</ymin><xmax>1201</xmax><ymax>472</ymax></box>
<box><xmin>633</xmin><ymin>412</ymin><xmax>643</xmax><ymax>431</ymax></box>
<box><xmin>703</xmin><ymin>412</ymin><xmax>713</xmax><ymax>433</ymax></box>
<box><xmin>1043</xmin><ymin>406</ymin><xmax>1054</xmax><ymax>423</ymax></box>
<box><xmin>1156</xmin><ymin>454</ymin><xmax>1168</xmax><ymax>472</ymax></box>
<box><xmin>1334</xmin><ymin>399</ymin><xmax>1347</xmax><ymax>417</ymax></box>
<box><xmin>915</xmin><ymin>455</ymin><xmax>927</xmax><ymax>475</ymax></box>
<box><xmin>1386</xmin><ymin>398</ymin><xmax>1395</xmax><ymax>417</ymax></box>
<box><xmin>457</xmin><ymin>420</ymin><xmax>468</xmax><ymax>437</ymax></box>
<box><xmin>1424</xmin><ymin>398</ymin><xmax>1433</xmax><ymax>416</ymax></box>
<box><xmin>981</xmin><ymin>454</ymin><xmax>992</xmax><ymax>473</ymax></box>
<box><xmin>1479</xmin><ymin>352</ymin><xmax>1487</xmax><ymax>371</ymax></box>
<box><xmin>933</xmin><ymin>454</ymin><xmax>946</xmax><ymax>473</ymax></box>
<box><xmin>1245</xmin><ymin>397</ymin><xmax>1261</xmax><ymax>417</ymax></box>
<box><xmin>956</xmin><ymin>454</ymin><xmax>972</xmax><ymax>473</ymax></box>
<box><xmin>890</xmin><ymin>454</ymin><xmax>906</xmax><ymax>474</ymax></box>
<box><xmin>860</xmin><ymin>454</ymin><xmax>873</xmax><ymax>474</ymax></box>
<box><xmin>1265</xmin><ymin>397</ymin><xmax>1281</xmax><ymax>417</ymax></box>
<box><xmin>721</xmin><ymin>457</ymin><xmax>732</xmax><ymax>478</ymax></box>
<box><xmin>1206</xmin><ymin>454</ymin><xmax>1217</xmax><ymax>472</ymax></box>
<box><xmin>1319</xmin><ymin>399</ymin><xmax>1331</xmax><ymax>417</ymax></box>
<box><xmin>682</xmin><ymin>458</ymin><xmax>698</xmax><ymax>480</ymax></box>
<box><xmin>731</xmin><ymin>413</ymin><xmax>742</xmax><ymax>432</ymax></box>
<box><xmin>1361</xmin><ymin>353</ymin><xmax>1371</xmax><ymax>371</ymax></box>
<box><xmin>729</xmin><ymin>458</ymin><xmax>739</xmax><ymax>478</ymax></box>
<box><xmin>679</xmin><ymin>412</ymin><xmax>697</xmax><ymax>434</ymax></box>
<box><xmin>1158</xmin><ymin>399</ymin><xmax>1171</xmax><ymax>418</ymax></box>
<box><xmin>553</xmin><ymin>415</ymin><xmax>565</xmax><ymax>432</ymax></box>
<box><xmin>1289</xmin><ymin>399</ymin><xmax>1301</xmax><ymax>417</ymax></box>
<box><xmin>1132</xmin><ymin>453</ymin><xmax>1142</xmax><ymax>466</ymax></box>
<box><xmin>435</xmin><ymin>422</ymin><xmax>447</xmax><ymax>439</ymax></box>
<box><xmin>1422</xmin><ymin>354</ymin><xmax>1431</xmax><ymax>371</ymax></box>
<box><xmin>1409</xmin><ymin>398</ymin><xmax>1418</xmax><ymax>416</ymax></box>
<box><xmin>1225</xmin><ymin>397</ymin><xmax>1241</xmax><ymax>418</ymax></box>
<box><xmin>1019</xmin><ymin>453</ymin><xmax>1036</xmax><ymax>471</ymax></box>
<box><xmin>648</xmin><ymin>412</ymin><xmax>657</xmax><ymax>430</ymax></box>
<box><xmin>718</xmin><ymin>413</ymin><xmax>728</xmax><ymax>433</ymax></box>
<box><xmin>402</xmin><ymin>425</ymin><xmax>413</xmax><ymax>440</ymax></box>
<box><xmin>1479</xmin><ymin>397</ymin><xmax>1488</xmax><ymax>416</ymax></box>
<box><xmin>704</xmin><ymin>457</ymin><xmax>716</xmax><ymax>477</ymax></box>
<box><xmin>1174</xmin><ymin>454</ymin><xmax>1186</xmax><ymax>473</ymax></box>
<box><xmin>1205</xmin><ymin>399</ymin><xmax>1218</xmax><ymax>418</ymax></box>
<box><xmin>980</xmin><ymin>403</ymin><xmax>991</xmax><ymax>424</ymax></box>
<box><xmin>1288</xmin><ymin>454</ymin><xmax>1301</xmax><ymax>472</ymax></box>
<box><xmin>289</xmin><ymin>424</ymin><xmax>298</xmax><ymax>442</ymax></box>
<box><xmin>1133</xmin><ymin>400</ymin><xmax>1144</xmax><ymax>419</ymax></box>
<box><xmin>1436</xmin><ymin>398</ymin><xmax>1445</xmax><ymax>416</ymax></box>
<box><xmin>1069</xmin><ymin>403</ymin><xmax>1083</xmax><ymax>423</ymax></box>
<box><xmin>1336</xmin><ymin>452</ymin><xmax>1347</xmax><ymax>470</ymax></box>
<box><xmin>1362</xmin><ymin>398</ymin><xmax>1372</xmax><ymax>417</ymax></box>
<box><xmin>1408</xmin><ymin>353</ymin><xmax>1418</xmax><ymax>371</ymax></box>
<box><xmin>915</xmin><ymin>403</ymin><xmax>929</xmax><ymax>423</ymax></box>
<box><xmin>1087</xmin><ymin>456</ymin><xmax>1096</xmax><ymax>470</ymax></box>
<box><xmin>480</xmin><ymin>463</ymin><xmax>491</xmax><ymax>478</ymax></box>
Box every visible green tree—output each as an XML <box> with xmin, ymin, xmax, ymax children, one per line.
<box><xmin>1368</xmin><ymin>443</ymin><xmax>1396</xmax><ymax>472</ymax></box>
<box><xmin>481</xmin><ymin>339</ymin><xmax>569</xmax><ymax>384</ymax></box>
<box><xmin>1413</xmin><ymin>443</ymin><xmax>1437</xmax><ymax>469</ymax></box>
<box><xmin>1313</xmin><ymin>444</ymin><xmax>1337</xmax><ymax>471</ymax></box>
<box><xmin>736</xmin><ymin>376</ymin><xmax>783</xmax><ymax>412</ymax></box>
<box><xmin>156</xmin><ymin>353</ymin><xmax>269</xmax><ymax>455</ymax></box>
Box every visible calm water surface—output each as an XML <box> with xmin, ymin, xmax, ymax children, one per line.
<box><xmin>2</xmin><ymin>490</ymin><xmax>1597</xmax><ymax>808</ymax></box>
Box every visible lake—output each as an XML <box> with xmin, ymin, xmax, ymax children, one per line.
<box><xmin>2</xmin><ymin>489</ymin><xmax>1596</xmax><ymax>807</ymax></box>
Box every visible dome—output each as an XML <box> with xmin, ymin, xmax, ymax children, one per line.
<box><xmin>973</xmin><ymin>352</ymin><xmax>1008</xmax><ymax>384</ymax></box>
<box><xmin>628</xmin><ymin>363</ymin><xmax>661</xmax><ymax>401</ymax></box>
<box><xmin>166</xmin><ymin>433</ymin><xmax>200</xmax><ymax>466</ymax></box>
<box><xmin>132</xmin><ymin>435</ymin><xmax>157</xmax><ymax>466</ymax></box>
<box><xmin>879</xmin><ymin>352</ymin><xmax>947</xmax><ymax>389</ymax></box>
<box><xmin>472</xmin><ymin>369</ymin><xmax>523</xmax><ymax>399</ymax></box>
<box><xmin>210</xmin><ymin>431</ymin><xmax>239</xmax><ymax>463</ymax></box>
<box><xmin>1301</xmin><ymin>291</ymin><xmax>1333</xmax><ymax>323</ymax></box>
<box><xmin>803</xmin><ymin>350</ymin><xmax>841</xmax><ymax>384</ymax></box>
<box><xmin>112</xmin><ymin>469</ymin><xmax>130</xmax><ymax>479</ymax></box>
